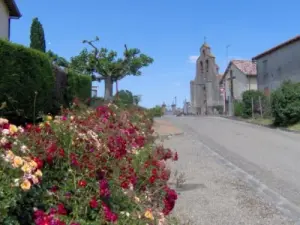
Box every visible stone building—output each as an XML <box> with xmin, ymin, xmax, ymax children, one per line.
<box><xmin>252</xmin><ymin>35</ymin><xmax>300</xmax><ymax>95</ymax></box>
<box><xmin>190</xmin><ymin>42</ymin><xmax>221</xmax><ymax>115</ymax></box>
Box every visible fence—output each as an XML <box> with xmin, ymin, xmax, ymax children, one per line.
<box><xmin>234</xmin><ymin>95</ymin><xmax>272</xmax><ymax>119</ymax></box>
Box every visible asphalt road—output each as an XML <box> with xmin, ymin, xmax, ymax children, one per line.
<box><xmin>162</xmin><ymin>116</ymin><xmax>300</xmax><ymax>224</ymax></box>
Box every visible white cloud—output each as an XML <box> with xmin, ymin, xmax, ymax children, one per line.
<box><xmin>187</xmin><ymin>55</ymin><xmax>198</xmax><ymax>64</ymax></box>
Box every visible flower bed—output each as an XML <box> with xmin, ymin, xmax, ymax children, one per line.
<box><xmin>0</xmin><ymin>104</ymin><xmax>178</xmax><ymax>225</ymax></box>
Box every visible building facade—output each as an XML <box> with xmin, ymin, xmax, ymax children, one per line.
<box><xmin>0</xmin><ymin>0</ymin><xmax>21</xmax><ymax>40</ymax></box>
<box><xmin>190</xmin><ymin>42</ymin><xmax>220</xmax><ymax>115</ymax></box>
<box><xmin>252</xmin><ymin>35</ymin><xmax>300</xmax><ymax>95</ymax></box>
<box><xmin>220</xmin><ymin>60</ymin><xmax>257</xmax><ymax>100</ymax></box>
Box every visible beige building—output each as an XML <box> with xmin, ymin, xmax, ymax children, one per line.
<box><xmin>190</xmin><ymin>42</ymin><xmax>221</xmax><ymax>115</ymax></box>
<box><xmin>220</xmin><ymin>60</ymin><xmax>257</xmax><ymax>101</ymax></box>
<box><xmin>0</xmin><ymin>0</ymin><xmax>21</xmax><ymax>40</ymax></box>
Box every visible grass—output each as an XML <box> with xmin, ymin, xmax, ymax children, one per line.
<box><xmin>287</xmin><ymin>123</ymin><xmax>300</xmax><ymax>131</ymax></box>
<box><xmin>245</xmin><ymin>117</ymin><xmax>273</xmax><ymax>126</ymax></box>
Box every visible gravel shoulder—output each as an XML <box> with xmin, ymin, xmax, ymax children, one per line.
<box><xmin>161</xmin><ymin>124</ymin><xmax>295</xmax><ymax>225</ymax></box>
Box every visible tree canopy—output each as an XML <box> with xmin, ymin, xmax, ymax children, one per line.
<box><xmin>69</xmin><ymin>37</ymin><xmax>153</xmax><ymax>100</ymax></box>
<box><xmin>30</xmin><ymin>17</ymin><xmax>46</xmax><ymax>52</ymax></box>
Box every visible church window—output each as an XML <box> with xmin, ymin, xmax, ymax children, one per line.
<box><xmin>200</xmin><ymin>61</ymin><xmax>203</xmax><ymax>73</ymax></box>
<box><xmin>206</xmin><ymin>60</ymin><xmax>209</xmax><ymax>72</ymax></box>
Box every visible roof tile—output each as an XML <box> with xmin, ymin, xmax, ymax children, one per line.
<box><xmin>232</xmin><ymin>60</ymin><xmax>256</xmax><ymax>76</ymax></box>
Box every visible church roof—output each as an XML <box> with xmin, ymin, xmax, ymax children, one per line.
<box><xmin>201</xmin><ymin>42</ymin><xmax>211</xmax><ymax>49</ymax></box>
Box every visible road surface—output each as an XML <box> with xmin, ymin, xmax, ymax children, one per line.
<box><xmin>160</xmin><ymin>116</ymin><xmax>300</xmax><ymax>225</ymax></box>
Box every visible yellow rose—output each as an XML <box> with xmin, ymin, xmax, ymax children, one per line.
<box><xmin>9</xmin><ymin>124</ymin><xmax>18</xmax><ymax>134</ymax></box>
<box><xmin>20</xmin><ymin>179</ymin><xmax>31</xmax><ymax>191</ymax></box>
<box><xmin>39</xmin><ymin>123</ymin><xmax>44</xmax><ymax>128</ymax></box>
<box><xmin>35</xmin><ymin>169</ymin><xmax>43</xmax><ymax>177</ymax></box>
<box><xmin>21</xmin><ymin>163</ymin><xmax>32</xmax><ymax>173</ymax></box>
<box><xmin>28</xmin><ymin>160</ymin><xmax>37</xmax><ymax>169</ymax></box>
<box><xmin>144</xmin><ymin>209</ymin><xmax>154</xmax><ymax>220</ymax></box>
<box><xmin>12</xmin><ymin>156</ymin><xmax>24</xmax><ymax>168</ymax></box>
<box><xmin>46</xmin><ymin>115</ymin><xmax>53</xmax><ymax>121</ymax></box>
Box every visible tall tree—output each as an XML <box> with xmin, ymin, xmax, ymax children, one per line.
<box><xmin>30</xmin><ymin>17</ymin><xmax>46</xmax><ymax>52</ymax></box>
<box><xmin>80</xmin><ymin>37</ymin><xmax>153</xmax><ymax>101</ymax></box>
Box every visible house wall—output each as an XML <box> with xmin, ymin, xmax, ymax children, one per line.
<box><xmin>0</xmin><ymin>0</ymin><xmax>9</xmax><ymax>39</ymax></box>
<box><xmin>256</xmin><ymin>40</ymin><xmax>300</xmax><ymax>93</ymax></box>
<box><xmin>223</xmin><ymin>64</ymin><xmax>257</xmax><ymax>100</ymax></box>
<box><xmin>91</xmin><ymin>81</ymin><xmax>101</xmax><ymax>97</ymax></box>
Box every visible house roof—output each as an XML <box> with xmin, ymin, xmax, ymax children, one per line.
<box><xmin>220</xmin><ymin>60</ymin><xmax>256</xmax><ymax>84</ymax></box>
<box><xmin>252</xmin><ymin>35</ymin><xmax>300</xmax><ymax>60</ymax></box>
<box><xmin>3</xmin><ymin>0</ymin><xmax>21</xmax><ymax>18</ymax></box>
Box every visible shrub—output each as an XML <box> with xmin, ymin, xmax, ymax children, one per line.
<box><xmin>0</xmin><ymin>104</ymin><xmax>178</xmax><ymax>224</ymax></box>
<box><xmin>148</xmin><ymin>106</ymin><xmax>163</xmax><ymax>118</ymax></box>
<box><xmin>114</xmin><ymin>90</ymin><xmax>134</xmax><ymax>106</ymax></box>
<box><xmin>67</xmin><ymin>70</ymin><xmax>92</xmax><ymax>103</ymax></box>
<box><xmin>271</xmin><ymin>81</ymin><xmax>300</xmax><ymax>126</ymax></box>
<box><xmin>233</xmin><ymin>100</ymin><xmax>244</xmax><ymax>117</ymax></box>
<box><xmin>241</xmin><ymin>90</ymin><xmax>266</xmax><ymax>118</ymax></box>
<box><xmin>0</xmin><ymin>39</ymin><xmax>54</xmax><ymax>124</ymax></box>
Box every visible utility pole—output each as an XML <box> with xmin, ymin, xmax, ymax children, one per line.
<box><xmin>225</xmin><ymin>44</ymin><xmax>232</xmax><ymax>116</ymax></box>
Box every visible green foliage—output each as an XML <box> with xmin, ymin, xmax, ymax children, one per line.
<box><xmin>233</xmin><ymin>100</ymin><xmax>244</xmax><ymax>117</ymax></box>
<box><xmin>47</xmin><ymin>50</ymin><xmax>69</xmax><ymax>68</ymax></box>
<box><xmin>147</xmin><ymin>105</ymin><xmax>163</xmax><ymax>118</ymax></box>
<box><xmin>0</xmin><ymin>39</ymin><xmax>54</xmax><ymax>123</ymax></box>
<box><xmin>271</xmin><ymin>81</ymin><xmax>300</xmax><ymax>126</ymax></box>
<box><xmin>241</xmin><ymin>90</ymin><xmax>266</xmax><ymax>118</ymax></box>
<box><xmin>67</xmin><ymin>71</ymin><xmax>92</xmax><ymax>102</ymax></box>
<box><xmin>69</xmin><ymin>49</ymin><xmax>93</xmax><ymax>75</ymax></box>
<box><xmin>74</xmin><ymin>37</ymin><xmax>154</xmax><ymax>100</ymax></box>
<box><xmin>114</xmin><ymin>90</ymin><xmax>134</xmax><ymax>105</ymax></box>
<box><xmin>30</xmin><ymin>17</ymin><xmax>46</xmax><ymax>52</ymax></box>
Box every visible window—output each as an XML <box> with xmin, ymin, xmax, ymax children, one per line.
<box><xmin>92</xmin><ymin>90</ymin><xmax>97</xmax><ymax>97</ymax></box>
<box><xmin>263</xmin><ymin>60</ymin><xmax>268</xmax><ymax>77</ymax></box>
<box><xmin>206</xmin><ymin>60</ymin><xmax>209</xmax><ymax>72</ymax></box>
<box><xmin>202</xmin><ymin>49</ymin><xmax>205</xmax><ymax>56</ymax></box>
<box><xmin>277</xmin><ymin>66</ymin><xmax>282</xmax><ymax>78</ymax></box>
<box><xmin>200</xmin><ymin>61</ymin><xmax>203</xmax><ymax>73</ymax></box>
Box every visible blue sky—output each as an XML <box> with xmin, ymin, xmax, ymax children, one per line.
<box><xmin>11</xmin><ymin>0</ymin><xmax>299</xmax><ymax>108</ymax></box>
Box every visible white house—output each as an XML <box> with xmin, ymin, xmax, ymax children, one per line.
<box><xmin>220</xmin><ymin>60</ymin><xmax>257</xmax><ymax>100</ymax></box>
<box><xmin>0</xmin><ymin>0</ymin><xmax>21</xmax><ymax>40</ymax></box>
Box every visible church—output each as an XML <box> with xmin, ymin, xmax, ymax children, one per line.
<box><xmin>190</xmin><ymin>42</ymin><xmax>222</xmax><ymax>115</ymax></box>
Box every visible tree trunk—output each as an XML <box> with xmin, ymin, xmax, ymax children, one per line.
<box><xmin>104</xmin><ymin>77</ymin><xmax>113</xmax><ymax>101</ymax></box>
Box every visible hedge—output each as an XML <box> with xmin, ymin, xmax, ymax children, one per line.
<box><xmin>0</xmin><ymin>39</ymin><xmax>54</xmax><ymax>123</ymax></box>
<box><xmin>67</xmin><ymin>70</ymin><xmax>92</xmax><ymax>102</ymax></box>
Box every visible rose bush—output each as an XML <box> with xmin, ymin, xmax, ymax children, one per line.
<box><xmin>0</xmin><ymin>103</ymin><xmax>178</xmax><ymax>225</ymax></box>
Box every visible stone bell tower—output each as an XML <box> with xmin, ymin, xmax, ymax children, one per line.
<box><xmin>190</xmin><ymin>41</ymin><xmax>219</xmax><ymax>115</ymax></box>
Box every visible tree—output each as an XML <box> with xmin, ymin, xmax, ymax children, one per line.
<box><xmin>30</xmin><ymin>17</ymin><xmax>46</xmax><ymax>52</ymax></box>
<box><xmin>47</xmin><ymin>50</ymin><xmax>69</xmax><ymax>68</ymax></box>
<box><xmin>77</xmin><ymin>37</ymin><xmax>153</xmax><ymax>101</ymax></box>
<box><xmin>69</xmin><ymin>49</ymin><xmax>94</xmax><ymax>75</ymax></box>
<box><xmin>115</xmin><ymin>90</ymin><xmax>134</xmax><ymax>105</ymax></box>
<box><xmin>133</xmin><ymin>95</ymin><xmax>141</xmax><ymax>105</ymax></box>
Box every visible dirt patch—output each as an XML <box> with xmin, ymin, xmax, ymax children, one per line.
<box><xmin>153</xmin><ymin>118</ymin><xmax>183</xmax><ymax>137</ymax></box>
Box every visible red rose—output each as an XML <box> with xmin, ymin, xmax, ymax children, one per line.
<box><xmin>89</xmin><ymin>198</ymin><xmax>98</xmax><ymax>208</ymax></box>
<box><xmin>78</xmin><ymin>180</ymin><xmax>87</xmax><ymax>187</ymax></box>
